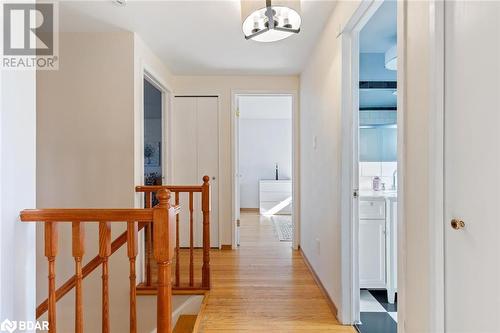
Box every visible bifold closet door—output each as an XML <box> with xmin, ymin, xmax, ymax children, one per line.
<box><xmin>172</xmin><ymin>96</ymin><xmax>219</xmax><ymax>247</ymax></box>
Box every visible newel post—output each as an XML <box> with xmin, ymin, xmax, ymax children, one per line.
<box><xmin>201</xmin><ymin>176</ymin><xmax>211</xmax><ymax>289</ymax></box>
<box><xmin>153</xmin><ymin>189</ymin><xmax>173</xmax><ymax>333</ymax></box>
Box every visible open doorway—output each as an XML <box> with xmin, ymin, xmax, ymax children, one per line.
<box><xmin>233</xmin><ymin>94</ymin><xmax>296</xmax><ymax>248</ymax></box>
<box><xmin>339</xmin><ymin>0</ymin><xmax>402</xmax><ymax>330</ymax></box>
<box><xmin>143</xmin><ymin>76</ymin><xmax>165</xmax><ymax>202</ymax></box>
<box><xmin>349</xmin><ymin>1</ymin><xmax>399</xmax><ymax>332</ymax></box>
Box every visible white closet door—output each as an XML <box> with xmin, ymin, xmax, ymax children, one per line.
<box><xmin>444</xmin><ymin>2</ymin><xmax>500</xmax><ymax>332</ymax></box>
<box><xmin>196</xmin><ymin>97</ymin><xmax>219</xmax><ymax>247</ymax></box>
<box><xmin>172</xmin><ymin>97</ymin><xmax>219</xmax><ymax>247</ymax></box>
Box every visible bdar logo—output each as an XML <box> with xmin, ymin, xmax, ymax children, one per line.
<box><xmin>0</xmin><ymin>319</ymin><xmax>17</xmax><ymax>333</ymax></box>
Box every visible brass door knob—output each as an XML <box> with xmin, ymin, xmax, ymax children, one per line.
<box><xmin>451</xmin><ymin>219</ymin><xmax>465</xmax><ymax>230</ymax></box>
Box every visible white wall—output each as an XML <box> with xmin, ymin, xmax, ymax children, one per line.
<box><xmin>299</xmin><ymin>0</ymin><xmax>361</xmax><ymax>323</ymax></box>
<box><xmin>301</xmin><ymin>1</ymin><xmax>437</xmax><ymax>330</ymax></box>
<box><xmin>36</xmin><ymin>32</ymin><xmax>135</xmax><ymax>333</ymax></box>
<box><xmin>402</xmin><ymin>2</ymin><xmax>433</xmax><ymax>331</ymax></box>
<box><xmin>173</xmin><ymin>76</ymin><xmax>299</xmax><ymax>245</ymax></box>
<box><xmin>133</xmin><ymin>33</ymin><xmax>175</xmax><ymax>209</ymax></box>
<box><xmin>36</xmin><ymin>31</ymin><xmax>176</xmax><ymax>333</ymax></box>
<box><xmin>239</xmin><ymin>118</ymin><xmax>292</xmax><ymax>208</ymax></box>
<box><xmin>0</xmin><ymin>69</ymin><xmax>37</xmax><ymax>326</ymax></box>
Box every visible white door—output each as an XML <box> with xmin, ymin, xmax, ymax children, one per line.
<box><xmin>173</xmin><ymin>96</ymin><xmax>219</xmax><ymax>247</ymax></box>
<box><xmin>444</xmin><ymin>2</ymin><xmax>500</xmax><ymax>332</ymax></box>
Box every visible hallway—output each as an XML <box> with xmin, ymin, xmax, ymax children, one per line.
<box><xmin>197</xmin><ymin>213</ymin><xmax>355</xmax><ymax>332</ymax></box>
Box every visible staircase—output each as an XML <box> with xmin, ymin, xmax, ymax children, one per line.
<box><xmin>20</xmin><ymin>177</ymin><xmax>211</xmax><ymax>333</ymax></box>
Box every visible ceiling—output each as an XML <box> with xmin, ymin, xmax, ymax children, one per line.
<box><xmin>239</xmin><ymin>95</ymin><xmax>292</xmax><ymax>119</ymax></box>
<box><xmin>59</xmin><ymin>0</ymin><xmax>337</xmax><ymax>75</ymax></box>
<box><xmin>360</xmin><ymin>0</ymin><xmax>397</xmax><ymax>53</ymax></box>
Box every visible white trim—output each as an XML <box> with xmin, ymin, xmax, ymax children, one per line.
<box><xmin>396</xmin><ymin>1</ymin><xmax>406</xmax><ymax>332</ymax></box>
<box><xmin>428</xmin><ymin>1</ymin><xmax>445</xmax><ymax>331</ymax></box>
<box><xmin>170</xmin><ymin>93</ymin><xmax>223</xmax><ymax>249</ymax></box>
<box><xmin>339</xmin><ymin>0</ymin><xmax>384</xmax><ymax>325</ymax></box>
<box><xmin>230</xmin><ymin>90</ymin><xmax>300</xmax><ymax>250</ymax></box>
<box><xmin>143</xmin><ymin>71</ymin><xmax>170</xmax><ymax>186</ymax></box>
<box><xmin>339</xmin><ymin>0</ymin><xmax>406</xmax><ymax>328</ymax></box>
<box><xmin>135</xmin><ymin>61</ymin><xmax>172</xmax><ymax>283</ymax></box>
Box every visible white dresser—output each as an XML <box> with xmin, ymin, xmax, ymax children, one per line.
<box><xmin>259</xmin><ymin>180</ymin><xmax>292</xmax><ymax>215</ymax></box>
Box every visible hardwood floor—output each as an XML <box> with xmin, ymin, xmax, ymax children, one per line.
<box><xmin>196</xmin><ymin>212</ymin><xmax>355</xmax><ymax>332</ymax></box>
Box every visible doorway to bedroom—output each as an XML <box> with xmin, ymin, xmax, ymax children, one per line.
<box><xmin>233</xmin><ymin>94</ymin><xmax>294</xmax><ymax>247</ymax></box>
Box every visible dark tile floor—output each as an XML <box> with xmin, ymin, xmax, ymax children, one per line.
<box><xmin>355</xmin><ymin>289</ymin><xmax>397</xmax><ymax>333</ymax></box>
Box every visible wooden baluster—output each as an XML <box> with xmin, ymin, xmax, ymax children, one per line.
<box><xmin>45</xmin><ymin>222</ymin><xmax>58</xmax><ymax>333</ymax></box>
<box><xmin>154</xmin><ymin>189</ymin><xmax>173</xmax><ymax>333</ymax></box>
<box><xmin>189</xmin><ymin>191</ymin><xmax>194</xmax><ymax>287</ymax></box>
<box><xmin>175</xmin><ymin>192</ymin><xmax>180</xmax><ymax>287</ymax></box>
<box><xmin>145</xmin><ymin>192</ymin><xmax>152</xmax><ymax>286</ymax></box>
<box><xmin>201</xmin><ymin>176</ymin><xmax>211</xmax><ymax>289</ymax></box>
<box><xmin>72</xmin><ymin>222</ymin><xmax>85</xmax><ymax>333</ymax></box>
<box><xmin>145</xmin><ymin>192</ymin><xmax>152</xmax><ymax>209</ymax></box>
<box><xmin>99</xmin><ymin>222</ymin><xmax>111</xmax><ymax>333</ymax></box>
<box><xmin>127</xmin><ymin>222</ymin><xmax>138</xmax><ymax>333</ymax></box>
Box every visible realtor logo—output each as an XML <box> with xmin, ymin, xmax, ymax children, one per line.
<box><xmin>1</xmin><ymin>1</ymin><xmax>58</xmax><ymax>69</ymax></box>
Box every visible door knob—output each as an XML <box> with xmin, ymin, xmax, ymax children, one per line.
<box><xmin>212</xmin><ymin>176</ymin><xmax>216</xmax><ymax>180</ymax></box>
<box><xmin>451</xmin><ymin>218</ymin><xmax>465</xmax><ymax>230</ymax></box>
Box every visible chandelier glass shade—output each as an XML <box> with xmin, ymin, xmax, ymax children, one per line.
<box><xmin>241</xmin><ymin>0</ymin><xmax>301</xmax><ymax>42</ymax></box>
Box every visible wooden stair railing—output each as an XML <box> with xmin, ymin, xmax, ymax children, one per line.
<box><xmin>20</xmin><ymin>189</ymin><xmax>179</xmax><ymax>333</ymax></box>
<box><xmin>135</xmin><ymin>176</ymin><xmax>210</xmax><ymax>291</ymax></box>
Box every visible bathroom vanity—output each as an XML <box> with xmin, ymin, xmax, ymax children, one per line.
<box><xmin>359</xmin><ymin>190</ymin><xmax>397</xmax><ymax>303</ymax></box>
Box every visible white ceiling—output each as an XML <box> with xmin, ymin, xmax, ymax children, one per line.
<box><xmin>59</xmin><ymin>0</ymin><xmax>337</xmax><ymax>75</ymax></box>
<box><xmin>239</xmin><ymin>95</ymin><xmax>292</xmax><ymax>119</ymax></box>
<box><xmin>360</xmin><ymin>0</ymin><xmax>397</xmax><ymax>53</ymax></box>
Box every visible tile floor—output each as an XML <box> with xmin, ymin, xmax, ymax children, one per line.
<box><xmin>356</xmin><ymin>289</ymin><xmax>397</xmax><ymax>333</ymax></box>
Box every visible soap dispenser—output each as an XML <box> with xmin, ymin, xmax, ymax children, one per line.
<box><xmin>372</xmin><ymin>176</ymin><xmax>381</xmax><ymax>191</ymax></box>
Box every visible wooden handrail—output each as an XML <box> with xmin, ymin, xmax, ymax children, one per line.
<box><xmin>136</xmin><ymin>176</ymin><xmax>211</xmax><ymax>290</ymax></box>
<box><xmin>21</xmin><ymin>189</ymin><xmax>178</xmax><ymax>333</ymax></box>
<box><xmin>20</xmin><ymin>208</ymin><xmax>154</xmax><ymax>222</ymax></box>
<box><xmin>136</xmin><ymin>185</ymin><xmax>203</xmax><ymax>193</ymax></box>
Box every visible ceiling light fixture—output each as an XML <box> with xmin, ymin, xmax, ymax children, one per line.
<box><xmin>113</xmin><ymin>0</ymin><xmax>126</xmax><ymax>6</ymax></box>
<box><xmin>385</xmin><ymin>45</ymin><xmax>397</xmax><ymax>71</ymax></box>
<box><xmin>241</xmin><ymin>0</ymin><xmax>301</xmax><ymax>42</ymax></box>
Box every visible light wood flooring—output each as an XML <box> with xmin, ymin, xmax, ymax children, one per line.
<box><xmin>195</xmin><ymin>212</ymin><xmax>355</xmax><ymax>332</ymax></box>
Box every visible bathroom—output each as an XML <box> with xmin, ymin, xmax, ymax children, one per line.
<box><xmin>356</xmin><ymin>1</ymin><xmax>398</xmax><ymax>333</ymax></box>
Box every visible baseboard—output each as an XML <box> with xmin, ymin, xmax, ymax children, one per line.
<box><xmin>240</xmin><ymin>208</ymin><xmax>259</xmax><ymax>212</ymax></box>
<box><xmin>299</xmin><ymin>247</ymin><xmax>339</xmax><ymax>320</ymax></box>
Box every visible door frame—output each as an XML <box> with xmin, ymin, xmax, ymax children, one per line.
<box><xmin>230</xmin><ymin>90</ymin><xmax>300</xmax><ymax>250</ymax></box>
<box><xmin>428</xmin><ymin>0</ymin><xmax>445</xmax><ymax>331</ymax></box>
<box><xmin>135</xmin><ymin>63</ymin><xmax>172</xmax><ymax>282</ymax></box>
<box><xmin>339</xmin><ymin>0</ymin><xmax>407</xmax><ymax>327</ymax></box>
<box><xmin>143</xmin><ymin>71</ymin><xmax>169</xmax><ymax>185</ymax></box>
<box><xmin>170</xmin><ymin>94</ymin><xmax>223</xmax><ymax>249</ymax></box>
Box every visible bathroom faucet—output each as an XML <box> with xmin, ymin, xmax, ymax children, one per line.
<box><xmin>391</xmin><ymin>169</ymin><xmax>397</xmax><ymax>190</ymax></box>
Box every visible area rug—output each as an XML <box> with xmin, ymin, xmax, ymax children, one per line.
<box><xmin>272</xmin><ymin>216</ymin><xmax>293</xmax><ymax>242</ymax></box>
